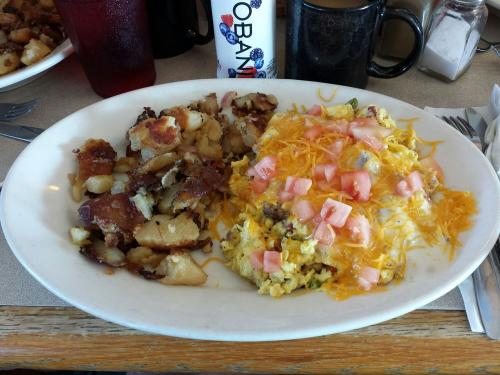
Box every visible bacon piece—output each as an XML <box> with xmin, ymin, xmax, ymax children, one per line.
<box><xmin>78</xmin><ymin>193</ymin><xmax>146</xmax><ymax>246</ymax></box>
<box><xmin>77</xmin><ymin>139</ymin><xmax>117</xmax><ymax>181</ymax></box>
<box><xmin>181</xmin><ymin>161</ymin><xmax>224</xmax><ymax>199</ymax></box>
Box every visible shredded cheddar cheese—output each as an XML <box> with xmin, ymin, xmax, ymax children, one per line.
<box><xmin>219</xmin><ymin>102</ymin><xmax>477</xmax><ymax>299</ymax></box>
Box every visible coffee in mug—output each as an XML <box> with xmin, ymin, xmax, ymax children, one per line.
<box><xmin>285</xmin><ymin>0</ymin><xmax>424</xmax><ymax>88</ymax></box>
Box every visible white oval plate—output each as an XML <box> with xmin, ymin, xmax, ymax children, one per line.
<box><xmin>487</xmin><ymin>0</ymin><xmax>500</xmax><ymax>10</ymax></box>
<box><xmin>0</xmin><ymin>39</ymin><xmax>73</xmax><ymax>92</ymax></box>
<box><xmin>1</xmin><ymin>79</ymin><xmax>499</xmax><ymax>341</ymax></box>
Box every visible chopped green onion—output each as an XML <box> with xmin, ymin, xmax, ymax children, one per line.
<box><xmin>347</xmin><ymin>98</ymin><xmax>358</xmax><ymax>109</ymax></box>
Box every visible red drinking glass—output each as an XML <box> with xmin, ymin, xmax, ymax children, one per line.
<box><xmin>55</xmin><ymin>0</ymin><xmax>156</xmax><ymax>98</ymax></box>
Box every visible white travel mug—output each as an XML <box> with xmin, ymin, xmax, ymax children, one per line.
<box><xmin>211</xmin><ymin>0</ymin><xmax>277</xmax><ymax>78</ymax></box>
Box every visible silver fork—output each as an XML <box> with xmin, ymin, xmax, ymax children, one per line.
<box><xmin>0</xmin><ymin>99</ymin><xmax>38</xmax><ymax>121</ymax></box>
<box><xmin>442</xmin><ymin>115</ymin><xmax>500</xmax><ymax>339</ymax></box>
<box><xmin>441</xmin><ymin>115</ymin><xmax>481</xmax><ymax>147</ymax></box>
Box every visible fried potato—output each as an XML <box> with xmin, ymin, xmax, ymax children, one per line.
<box><xmin>113</xmin><ymin>157</ymin><xmax>138</xmax><ymax>173</ymax></box>
<box><xmin>80</xmin><ymin>240</ymin><xmax>126</xmax><ymax>268</ymax></box>
<box><xmin>133</xmin><ymin>212</ymin><xmax>200</xmax><ymax>250</ymax></box>
<box><xmin>126</xmin><ymin>246</ymin><xmax>166</xmax><ymax>269</ymax></box>
<box><xmin>85</xmin><ymin>175</ymin><xmax>114</xmax><ymax>194</ymax></box>
<box><xmin>21</xmin><ymin>38</ymin><xmax>51</xmax><ymax>66</ymax></box>
<box><xmin>69</xmin><ymin>226</ymin><xmax>91</xmax><ymax>246</ymax></box>
<box><xmin>137</xmin><ymin>152</ymin><xmax>178</xmax><ymax>174</ymax></box>
<box><xmin>0</xmin><ymin>52</ymin><xmax>20</xmax><ymax>75</ymax></box>
<box><xmin>128</xmin><ymin>116</ymin><xmax>181</xmax><ymax>157</ymax></box>
<box><xmin>9</xmin><ymin>27</ymin><xmax>31</xmax><ymax>43</ymax></box>
<box><xmin>156</xmin><ymin>251</ymin><xmax>207</xmax><ymax>286</ymax></box>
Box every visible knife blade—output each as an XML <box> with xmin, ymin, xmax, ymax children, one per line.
<box><xmin>465</xmin><ymin>108</ymin><xmax>488</xmax><ymax>147</ymax></box>
<box><xmin>466</xmin><ymin>107</ymin><xmax>500</xmax><ymax>339</ymax></box>
<box><xmin>473</xmin><ymin>241</ymin><xmax>500</xmax><ymax>339</ymax></box>
<box><xmin>0</xmin><ymin>122</ymin><xmax>43</xmax><ymax>142</ymax></box>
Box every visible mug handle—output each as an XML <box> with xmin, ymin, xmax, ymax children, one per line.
<box><xmin>367</xmin><ymin>8</ymin><xmax>424</xmax><ymax>79</ymax></box>
<box><xmin>187</xmin><ymin>0</ymin><xmax>214</xmax><ymax>45</ymax></box>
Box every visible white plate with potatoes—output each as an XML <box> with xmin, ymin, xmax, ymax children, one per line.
<box><xmin>1</xmin><ymin>79</ymin><xmax>499</xmax><ymax>341</ymax></box>
<box><xmin>0</xmin><ymin>38</ymin><xmax>73</xmax><ymax>92</ymax></box>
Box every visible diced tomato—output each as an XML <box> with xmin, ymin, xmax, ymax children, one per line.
<box><xmin>350</xmin><ymin>117</ymin><xmax>379</xmax><ymax>128</ymax></box>
<box><xmin>251</xmin><ymin>176</ymin><xmax>269</xmax><ymax>194</ymax></box>
<box><xmin>320</xmin><ymin>198</ymin><xmax>352</xmax><ymax>228</ymax></box>
<box><xmin>313</xmin><ymin>221</ymin><xmax>336</xmax><ymax>246</ymax></box>
<box><xmin>246</xmin><ymin>166</ymin><xmax>256</xmax><ymax>177</ymax></box>
<box><xmin>420</xmin><ymin>157</ymin><xmax>444</xmax><ymax>180</ymax></box>
<box><xmin>221</xmin><ymin>90</ymin><xmax>237</xmax><ymax>107</ymax></box>
<box><xmin>292</xmin><ymin>200</ymin><xmax>316</xmax><ymax>222</ymax></box>
<box><xmin>350</xmin><ymin>127</ymin><xmax>387</xmax><ymax>152</ymax></box>
<box><xmin>284</xmin><ymin>176</ymin><xmax>312</xmax><ymax>196</ymax></box>
<box><xmin>358</xmin><ymin>266</ymin><xmax>380</xmax><ymax>290</ymax></box>
<box><xmin>250</xmin><ymin>250</ymin><xmax>264</xmax><ymax>271</ymax></box>
<box><xmin>327</xmin><ymin>139</ymin><xmax>345</xmax><ymax>160</ymax></box>
<box><xmin>325</xmin><ymin>119</ymin><xmax>350</xmax><ymax>135</ymax></box>
<box><xmin>395</xmin><ymin>180</ymin><xmax>412</xmax><ymax>198</ymax></box>
<box><xmin>395</xmin><ymin>171</ymin><xmax>423</xmax><ymax>198</ymax></box>
<box><xmin>263</xmin><ymin>251</ymin><xmax>281</xmax><ymax>273</ymax></box>
<box><xmin>345</xmin><ymin>215</ymin><xmax>371</xmax><ymax>247</ymax></box>
<box><xmin>254</xmin><ymin>156</ymin><xmax>277</xmax><ymax>181</ymax></box>
<box><xmin>312</xmin><ymin>213</ymin><xmax>323</xmax><ymax>225</ymax></box>
<box><xmin>317</xmin><ymin>180</ymin><xmax>331</xmax><ymax>191</ymax></box>
<box><xmin>279</xmin><ymin>190</ymin><xmax>294</xmax><ymax>202</ymax></box>
<box><xmin>352</xmin><ymin>124</ymin><xmax>392</xmax><ymax>138</ymax></box>
<box><xmin>340</xmin><ymin>171</ymin><xmax>372</xmax><ymax>202</ymax></box>
<box><xmin>406</xmin><ymin>171</ymin><xmax>423</xmax><ymax>192</ymax></box>
<box><xmin>304</xmin><ymin>125</ymin><xmax>324</xmax><ymax>140</ymax></box>
<box><xmin>304</xmin><ymin>117</ymin><xmax>315</xmax><ymax>128</ymax></box>
<box><xmin>314</xmin><ymin>163</ymin><xmax>337</xmax><ymax>183</ymax></box>
<box><xmin>361</xmin><ymin>136</ymin><xmax>385</xmax><ymax>152</ymax></box>
<box><xmin>307</xmin><ymin>104</ymin><xmax>323</xmax><ymax>116</ymax></box>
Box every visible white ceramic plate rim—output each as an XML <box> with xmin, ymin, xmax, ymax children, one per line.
<box><xmin>0</xmin><ymin>39</ymin><xmax>73</xmax><ymax>89</ymax></box>
<box><xmin>487</xmin><ymin>0</ymin><xmax>500</xmax><ymax>9</ymax></box>
<box><xmin>1</xmin><ymin>79</ymin><xmax>500</xmax><ymax>341</ymax></box>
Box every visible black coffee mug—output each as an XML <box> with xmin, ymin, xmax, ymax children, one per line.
<box><xmin>285</xmin><ymin>0</ymin><xmax>424</xmax><ymax>88</ymax></box>
<box><xmin>146</xmin><ymin>0</ymin><xmax>214</xmax><ymax>59</ymax></box>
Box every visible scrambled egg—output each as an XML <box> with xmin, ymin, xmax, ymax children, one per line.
<box><xmin>220</xmin><ymin>102</ymin><xmax>477</xmax><ymax>299</ymax></box>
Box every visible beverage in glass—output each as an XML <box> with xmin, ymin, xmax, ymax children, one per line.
<box><xmin>55</xmin><ymin>0</ymin><xmax>156</xmax><ymax>97</ymax></box>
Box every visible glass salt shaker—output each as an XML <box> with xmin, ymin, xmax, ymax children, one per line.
<box><xmin>418</xmin><ymin>0</ymin><xmax>488</xmax><ymax>82</ymax></box>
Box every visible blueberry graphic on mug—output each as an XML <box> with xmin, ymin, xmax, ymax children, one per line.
<box><xmin>256</xmin><ymin>71</ymin><xmax>267</xmax><ymax>78</ymax></box>
<box><xmin>219</xmin><ymin>22</ymin><xmax>230</xmax><ymax>36</ymax></box>
<box><xmin>250</xmin><ymin>0</ymin><xmax>262</xmax><ymax>9</ymax></box>
<box><xmin>254</xmin><ymin>58</ymin><xmax>264</xmax><ymax>69</ymax></box>
<box><xmin>228</xmin><ymin>68</ymin><xmax>237</xmax><ymax>78</ymax></box>
<box><xmin>250</xmin><ymin>48</ymin><xmax>264</xmax><ymax>61</ymax></box>
<box><xmin>225</xmin><ymin>31</ymin><xmax>239</xmax><ymax>45</ymax></box>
